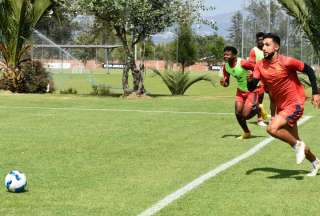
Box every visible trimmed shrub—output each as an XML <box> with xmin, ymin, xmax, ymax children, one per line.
<box><xmin>91</xmin><ymin>84</ymin><xmax>111</xmax><ymax>96</ymax></box>
<box><xmin>60</xmin><ymin>88</ymin><xmax>78</xmax><ymax>95</ymax></box>
<box><xmin>0</xmin><ymin>60</ymin><xmax>54</xmax><ymax>93</ymax></box>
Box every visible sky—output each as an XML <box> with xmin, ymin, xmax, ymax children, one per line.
<box><xmin>204</xmin><ymin>0</ymin><xmax>243</xmax><ymax>16</ymax></box>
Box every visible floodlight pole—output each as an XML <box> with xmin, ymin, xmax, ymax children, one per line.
<box><xmin>268</xmin><ymin>0</ymin><xmax>271</xmax><ymax>32</ymax></box>
<box><xmin>286</xmin><ymin>15</ymin><xmax>289</xmax><ymax>55</ymax></box>
<box><xmin>241</xmin><ymin>0</ymin><xmax>245</xmax><ymax>58</ymax></box>
<box><xmin>300</xmin><ymin>31</ymin><xmax>303</xmax><ymax>61</ymax></box>
<box><xmin>176</xmin><ymin>26</ymin><xmax>179</xmax><ymax>65</ymax></box>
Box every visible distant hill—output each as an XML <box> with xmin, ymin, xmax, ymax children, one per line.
<box><xmin>152</xmin><ymin>11</ymin><xmax>236</xmax><ymax>44</ymax></box>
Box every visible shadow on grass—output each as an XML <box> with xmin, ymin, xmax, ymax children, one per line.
<box><xmin>148</xmin><ymin>93</ymin><xmax>171</xmax><ymax>97</ymax></box>
<box><xmin>248</xmin><ymin>121</ymin><xmax>269</xmax><ymax>126</ymax></box>
<box><xmin>77</xmin><ymin>92</ymin><xmax>172</xmax><ymax>98</ymax></box>
<box><xmin>221</xmin><ymin>134</ymin><xmax>266</xmax><ymax>139</ymax></box>
<box><xmin>246</xmin><ymin>167</ymin><xmax>309</xmax><ymax>180</ymax></box>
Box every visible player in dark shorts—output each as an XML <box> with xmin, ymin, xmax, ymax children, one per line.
<box><xmin>248</xmin><ymin>33</ymin><xmax>320</xmax><ymax>176</ymax></box>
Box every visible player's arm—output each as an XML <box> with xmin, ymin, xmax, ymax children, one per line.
<box><xmin>241</xmin><ymin>59</ymin><xmax>255</xmax><ymax>71</ymax></box>
<box><xmin>288</xmin><ymin>57</ymin><xmax>320</xmax><ymax>108</ymax></box>
<box><xmin>248</xmin><ymin>49</ymin><xmax>256</xmax><ymax>64</ymax></box>
<box><xmin>302</xmin><ymin>63</ymin><xmax>319</xmax><ymax>95</ymax></box>
<box><xmin>241</xmin><ymin>59</ymin><xmax>255</xmax><ymax>81</ymax></box>
<box><xmin>247</xmin><ymin>78</ymin><xmax>259</xmax><ymax>91</ymax></box>
<box><xmin>220</xmin><ymin>65</ymin><xmax>230</xmax><ymax>87</ymax></box>
<box><xmin>247</xmin><ymin>64</ymin><xmax>260</xmax><ymax>91</ymax></box>
<box><xmin>302</xmin><ymin>63</ymin><xmax>320</xmax><ymax>108</ymax></box>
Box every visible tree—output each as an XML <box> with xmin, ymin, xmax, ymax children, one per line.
<box><xmin>76</xmin><ymin>0</ymin><xmax>215</xmax><ymax>95</ymax></box>
<box><xmin>137</xmin><ymin>38</ymin><xmax>155</xmax><ymax>60</ymax></box>
<box><xmin>36</xmin><ymin>4</ymin><xmax>76</xmax><ymax>44</ymax></box>
<box><xmin>173</xmin><ymin>21</ymin><xmax>197</xmax><ymax>73</ymax></box>
<box><xmin>196</xmin><ymin>35</ymin><xmax>225</xmax><ymax>66</ymax></box>
<box><xmin>76</xmin><ymin>0</ymin><xmax>180</xmax><ymax>95</ymax></box>
<box><xmin>278</xmin><ymin>0</ymin><xmax>320</xmax><ymax>55</ymax></box>
<box><xmin>245</xmin><ymin>0</ymin><xmax>287</xmax><ymax>54</ymax></box>
<box><xmin>228</xmin><ymin>11</ymin><xmax>243</xmax><ymax>54</ymax></box>
<box><xmin>170</xmin><ymin>0</ymin><xmax>216</xmax><ymax>73</ymax></box>
<box><xmin>0</xmin><ymin>0</ymin><xmax>55</xmax><ymax>92</ymax></box>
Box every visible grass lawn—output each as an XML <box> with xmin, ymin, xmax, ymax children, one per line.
<box><xmin>0</xmin><ymin>70</ymin><xmax>319</xmax><ymax>215</ymax></box>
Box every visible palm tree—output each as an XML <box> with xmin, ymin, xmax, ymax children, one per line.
<box><xmin>278</xmin><ymin>0</ymin><xmax>320</xmax><ymax>54</ymax></box>
<box><xmin>0</xmin><ymin>0</ymin><xmax>53</xmax><ymax>90</ymax></box>
<box><xmin>152</xmin><ymin>69</ymin><xmax>215</xmax><ymax>96</ymax></box>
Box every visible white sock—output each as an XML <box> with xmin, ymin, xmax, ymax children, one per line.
<box><xmin>293</xmin><ymin>140</ymin><xmax>301</xmax><ymax>150</ymax></box>
<box><xmin>312</xmin><ymin>159</ymin><xmax>319</xmax><ymax>167</ymax></box>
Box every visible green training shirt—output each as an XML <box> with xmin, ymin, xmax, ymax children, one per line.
<box><xmin>253</xmin><ymin>47</ymin><xmax>264</xmax><ymax>61</ymax></box>
<box><xmin>225</xmin><ymin>58</ymin><xmax>249</xmax><ymax>92</ymax></box>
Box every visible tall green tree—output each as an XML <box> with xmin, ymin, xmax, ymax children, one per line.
<box><xmin>228</xmin><ymin>11</ymin><xmax>243</xmax><ymax>54</ymax></box>
<box><xmin>278</xmin><ymin>0</ymin><xmax>320</xmax><ymax>54</ymax></box>
<box><xmin>173</xmin><ymin>21</ymin><xmax>197</xmax><ymax>73</ymax></box>
<box><xmin>196</xmin><ymin>35</ymin><xmax>225</xmax><ymax>66</ymax></box>
<box><xmin>0</xmin><ymin>0</ymin><xmax>55</xmax><ymax>91</ymax></box>
<box><xmin>76</xmin><ymin>0</ymin><xmax>180</xmax><ymax>95</ymax></box>
<box><xmin>172</xmin><ymin>0</ymin><xmax>216</xmax><ymax>73</ymax></box>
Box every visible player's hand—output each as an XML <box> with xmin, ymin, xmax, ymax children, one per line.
<box><xmin>311</xmin><ymin>94</ymin><xmax>320</xmax><ymax>109</ymax></box>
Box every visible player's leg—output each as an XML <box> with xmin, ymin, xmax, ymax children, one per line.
<box><xmin>267</xmin><ymin>115</ymin><xmax>297</xmax><ymax>145</ymax></box>
<box><xmin>257</xmin><ymin>86</ymin><xmax>268</xmax><ymax>126</ymax></box>
<box><xmin>267</xmin><ymin>114</ymin><xmax>309</xmax><ymax>166</ymax></box>
<box><xmin>290</xmin><ymin>123</ymin><xmax>317</xmax><ymax>163</ymax></box>
<box><xmin>290</xmin><ymin>121</ymin><xmax>320</xmax><ymax>176</ymax></box>
<box><xmin>256</xmin><ymin>93</ymin><xmax>264</xmax><ymax>121</ymax></box>
<box><xmin>267</xmin><ymin>105</ymin><xmax>319</xmax><ymax>176</ymax></box>
<box><xmin>235</xmin><ymin>101</ymin><xmax>251</xmax><ymax>139</ymax></box>
<box><xmin>234</xmin><ymin>90</ymin><xmax>251</xmax><ymax>139</ymax></box>
<box><xmin>242</xmin><ymin>91</ymin><xmax>258</xmax><ymax>120</ymax></box>
<box><xmin>267</xmin><ymin>104</ymin><xmax>306</xmax><ymax>145</ymax></box>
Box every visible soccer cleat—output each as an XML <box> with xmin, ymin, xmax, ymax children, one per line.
<box><xmin>307</xmin><ymin>160</ymin><xmax>320</xmax><ymax>177</ymax></box>
<box><xmin>237</xmin><ymin>132</ymin><xmax>251</xmax><ymax>140</ymax></box>
<box><xmin>295</xmin><ymin>141</ymin><xmax>306</xmax><ymax>164</ymax></box>
<box><xmin>259</xmin><ymin>104</ymin><xmax>268</xmax><ymax>120</ymax></box>
<box><xmin>257</xmin><ymin>120</ymin><xmax>267</xmax><ymax>127</ymax></box>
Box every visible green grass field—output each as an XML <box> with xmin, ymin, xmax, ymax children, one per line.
<box><xmin>0</xmin><ymin>70</ymin><xmax>319</xmax><ymax>215</ymax></box>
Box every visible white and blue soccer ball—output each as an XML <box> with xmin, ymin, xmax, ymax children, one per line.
<box><xmin>5</xmin><ymin>170</ymin><xmax>27</xmax><ymax>192</ymax></box>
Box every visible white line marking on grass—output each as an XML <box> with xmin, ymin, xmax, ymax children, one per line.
<box><xmin>137</xmin><ymin>115</ymin><xmax>313</xmax><ymax>216</ymax></box>
<box><xmin>0</xmin><ymin>105</ymin><xmax>234</xmax><ymax>116</ymax></box>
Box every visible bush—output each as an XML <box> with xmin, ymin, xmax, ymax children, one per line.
<box><xmin>0</xmin><ymin>60</ymin><xmax>54</xmax><ymax>93</ymax></box>
<box><xmin>91</xmin><ymin>84</ymin><xmax>111</xmax><ymax>96</ymax></box>
<box><xmin>60</xmin><ymin>88</ymin><xmax>78</xmax><ymax>95</ymax></box>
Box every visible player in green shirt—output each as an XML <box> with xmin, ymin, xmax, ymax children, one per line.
<box><xmin>220</xmin><ymin>46</ymin><xmax>258</xmax><ymax>139</ymax></box>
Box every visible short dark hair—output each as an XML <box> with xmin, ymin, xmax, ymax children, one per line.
<box><xmin>256</xmin><ymin>32</ymin><xmax>264</xmax><ymax>39</ymax></box>
<box><xmin>263</xmin><ymin>33</ymin><xmax>281</xmax><ymax>46</ymax></box>
<box><xmin>224</xmin><ymin>46</ymin><xmax>238</xmax><ymax>55</ymax></box>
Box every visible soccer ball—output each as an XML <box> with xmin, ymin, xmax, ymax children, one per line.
<box><xmin>5</xmin><ymin>170</ymin><xmax>27</xmax><ymax>192</ymax></box>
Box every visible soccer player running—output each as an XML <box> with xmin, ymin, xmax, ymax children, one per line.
<box><xmin>249</xmin><ymin>32</ymin><xmax>268</xmax><ymax>127</ymax></box>
<box><xmin>220</xmin><ymin>46</ymin><xmax>257</xmax><ymax>139</ymax></box>
<box><xmin>248</xmin><ymin>33</ymin><xmax>320</xmax><ymax>176</ymax></box>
